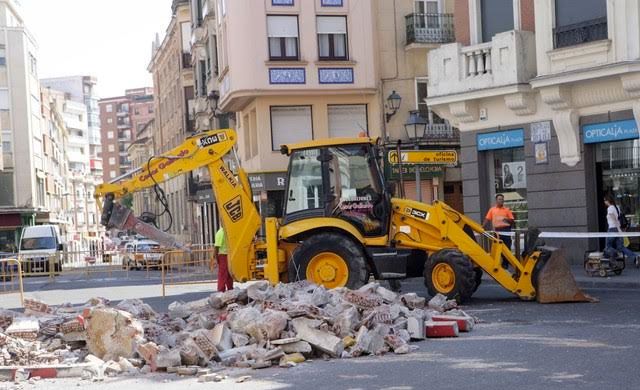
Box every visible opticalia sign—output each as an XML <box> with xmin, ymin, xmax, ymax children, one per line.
<box><xmin>583</xmin><ymin>119</ymin><xmax>639</xmax><ymax>144</ymax></box>
<box><xmin>477</xmin><ymin>129</ymin><xmax>524</xmax><ymax>151</ymax></box>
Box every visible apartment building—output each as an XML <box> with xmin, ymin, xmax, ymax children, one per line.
<box><xmin>147</xmin><ymin>0</ymin><xmax>197</xmax><ymax>244</ymax></box>
<box><xmin>40</xmin><ymin>76</ymin><xmax>103</xmax><ymax>187</ymax></box>
<box><xmin>427</xmin><ymin>0</ymin><xmax>640</xmax><ymax>261</ymax></box>
<box><xmin>0</xmin><ymin>0</ymin><xmax>44</xmax><ymax>251</ymax></box>
<box><xmin>188</xmin><ymin>0</ymin><xmax>461</xmax><ymax>235</ymax></box>
<box><xmin>99</xmin><ymin>88</ymin><xmax>154</xmax><ymax>182</ymax></box>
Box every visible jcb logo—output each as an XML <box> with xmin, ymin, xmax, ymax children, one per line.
<box><xmin>224</xmin><ymin>196</ymin><xmax>243</xmax><ymax>223</ymax></box>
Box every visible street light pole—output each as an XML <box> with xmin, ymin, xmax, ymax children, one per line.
<box><xmin>415</xmin><ymin>142</ymin><xmax>421</xmax><ymax>202</ymax></box>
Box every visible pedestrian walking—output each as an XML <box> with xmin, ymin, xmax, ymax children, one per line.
<box><xmin>603</xmin><ymin>194</ymin><xmax>637</xmax><ymax>265</ymax></box>
<box><xmin>213</xmin><ymin>226</ymin><xmax>233</xmax><ymax>292</ymax></box>
<box><xmin>483</xmin><ymin>193</ymin><xmax>515</xmax><ymax>252</ymax></box>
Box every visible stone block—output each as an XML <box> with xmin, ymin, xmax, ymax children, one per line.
<box><xmin>280</xmin><ymin>341</ymin><xmax>312</xmax><ymax>354</ymax></box>
<box><xmin>401</xmin><ymin>293</ymin><xmax>426</xmax><ymax>309</ymax></box>
<box><xmin>211</xmin><ymin>323</ymin><xmax>233</xmax><ymax>351</ymax></box>
<box><xmin>86</xmin><ymin>308</ymin><xmax>143</xmax><ymax>361</ymax></box>
<box><xmin>407</xmin><ymin>317</ymin><xmax>425</xmax><ymax>340</ymax></box>
<box><xmin>156</xmin><ymin>348</ymin><xmax>182</xmax><ymax>369</ymax></box>
<box><xmin>291</xmin><ymin>318</ymin><xmax>343</xmax><ymax>357</ymax></box>
<box><xmin>376</xmin><ymin>286</ymin><xmax>398</xmax><ymax>303</ymax></box>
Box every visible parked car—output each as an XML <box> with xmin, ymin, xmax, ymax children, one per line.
<box><xmin>19</xmin><ymin>225</ymin><xmax>63</xmax><ymax>275</ymax></box>
<box><xmin>122</xmin><ymin>240</ymin><xmax>163</xmax><ymax>270</ymax></box>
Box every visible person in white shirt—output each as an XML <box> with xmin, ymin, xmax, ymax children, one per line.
<box><xmin>604</xmin><ymin>195</ymin><xmax>637</xmax><ymax>263</ymax></box>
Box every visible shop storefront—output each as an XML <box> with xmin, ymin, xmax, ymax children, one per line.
<box><xmin>460</xmin><ymin>114</ymin><xmax>640</xmax><ymax>263</ymax></box>
<box><xmin>248</xmin><ymin>172</ymin><xmax>287</xmax><ymax>219</ymax></box>
<box><xmin>477</xmin><ymin>129</ymin><xmax>528</xmax><ymax>229</ymax></box>
<box><xmin>583</xmin><ymin>117</ymin><xmax>640</xmax><ymax>249</ymax></box>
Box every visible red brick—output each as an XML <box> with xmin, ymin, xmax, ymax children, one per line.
<box><xmin>431</xmin><ymin>315</ymin><xmax>474</xmax><ymax>332</ymax></box>
<box><xmin>425</xmin><ymin>321</ymin><xmax>459</xmax><ymax>338</ymax></box>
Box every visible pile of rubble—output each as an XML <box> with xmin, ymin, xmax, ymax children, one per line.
<box><xmin>0</xmin><ymin>282</ymin><xmax>478</xmax><ymax>381</ymax></box>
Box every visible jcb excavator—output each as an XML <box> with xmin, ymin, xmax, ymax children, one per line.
<box><xmin>95</xmin><ymin>129</ymin><xmax>593</xmax><ymax>303</ymax></box>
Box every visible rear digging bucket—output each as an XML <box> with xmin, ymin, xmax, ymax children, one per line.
<box><xmin>535</xmin><ymin>248</ymin><xmax>598</xmax><ymax>303</ymax></box>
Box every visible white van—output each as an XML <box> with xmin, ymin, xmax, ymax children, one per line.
<box><xmin>19</xmin><ymin>225</ymin><xmax>63</xmax><ymax>274</ymax></box>
<box><xmin>122</xmin><ymin>240</ymin><xmax>163</xmax><ymax>270</ymax></box>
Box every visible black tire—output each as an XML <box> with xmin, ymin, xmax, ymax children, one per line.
<box><xmin>472</xmin><ymin>267</ymin><xmax>483</xmax><ymax>293</ymax></box>
<box><xmin>424</xmin><ymin>249</ymin><xmax>476</xmax><ymax>303</ymax></box>
<box><xmin>288</xmin><ymin>233</ymin><xmax>368</xmax><ymax>290</ymax></box>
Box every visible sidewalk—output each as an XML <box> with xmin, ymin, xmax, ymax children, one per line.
<box><xmin>482</xmin><ymin>263</ymin><xmax>640</xmax><ymax>289</ymax></box>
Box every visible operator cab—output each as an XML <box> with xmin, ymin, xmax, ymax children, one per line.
<box><xmin>282</xmin><ymin>141</ymin><xmax>390</xmax><ymax>237</ymax></box>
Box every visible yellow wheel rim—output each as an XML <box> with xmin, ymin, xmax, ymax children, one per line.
<box><xmin>432</xmin><ymin>263</ymin><xmax>456</xmax><ymax>294</ymax></box>
<box><xmin>306</xmin><ymin>252</ymin><xmax>349</xmax><ymax>289</ymax></box>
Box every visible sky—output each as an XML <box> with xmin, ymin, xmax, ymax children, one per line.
<box><xmin>20</xmin><ymin>0</ymin><xmax>173</xmax><ymax>98</ymax></box>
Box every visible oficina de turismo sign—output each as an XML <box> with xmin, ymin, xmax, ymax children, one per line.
<box><xmin>477</xmin><ymin>129</ymin><xmax>525</xmax><ymax>151</ymax></box>
<box><xmin>583</xmin><ymin>119</ymin><xmax>639</xmax><ymax>144</ymax></box>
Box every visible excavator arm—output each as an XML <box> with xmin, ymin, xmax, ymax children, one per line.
<box><xmin>94</xmin><ymin>129</ymin><xmax>262</xmax><ymax>282</ymax></box>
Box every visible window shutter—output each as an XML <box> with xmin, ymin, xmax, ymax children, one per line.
<box><xmin>317</xmin><ymin>16</ymin><xmax>347</xmax><ymax>34</ymax></box>
<box><xmin>328</xmin><ymin>105</ymin><xmax>367</xmax><ymax>138</ymax></box>
<box><xmin>267</xmin><ymin>16</ymin><xmax>298</xmax><ymax>38</ymax></box>
<box><xmin>271</xmin><ymin>106</ymin><xmax>312</xmax><ymax>150</ymax></box>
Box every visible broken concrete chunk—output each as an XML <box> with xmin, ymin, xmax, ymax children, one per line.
<box><xmin>5</xmin><ymin>318</ymin><xmax>39</xmax><ymax>341</ymax></box>
<box><xmin>156</xmin><ymin>347</ymin><xmax>182</xmax><ymax>369</ymax></box>
<box><xmin>209</xmin><ymin>289</ymin><xmax>248</xmax><ymax>309</ymax></box>
<box><xmin>292</xmin><ymin>318</ymin><xmax>343</xmax><ymax>357</ymax></box>
<box><xmin>280</xmin><ymin>352</ymin><xmax>305</xmax><ymax>366</ymax></box>
<box><xmin>376</xmin><ymin>286</ymin><xmax>399</xmax><ymax>303</ymax></box>
<box><xmin>211</xmin><ymin>323</ymin><xmax>233</xmax><ymax>351</ymax></box>
<box><xmin>87</xmin><ymin>308</ymin><xmax>143</xmax><ymax>361</ymax></box>
<box><xmin>401</xmin><ymin>293</ymin><xmax>426</xmax><ymax>309</ymax></box>
<box><xmin>427</xmin><ymin>294</ymin><xmax>458</xmax><ymax>312</ymax></box>
<box><xmin>231</xmin><ymin>332</ymin><xmax>250</xmax><ymax>347</ymax></box>
<box><xmin>168</xmin><ymin>301</ymin><xmax>190</xmax><ymax>319</ymax></box>
<box><xmin>245</xmin><ymin>310</ymin><xmax>289</xmax><ymax>342</ymax></box>
<box><xmin>227</xmin><ymin>307</ymin><xmax>262</xmax><ymax>333</ymax></box>
<box><xmin>177</xmin><ymin>366</ymin><xmax>198</xmax><ymax>376</ymax></box>
<box><xmin>332</xmin><ymin>305</ymin><xmax>359</xmax><ymax>337</ymax></box>
<box><xmin>103</xmin><ymin>360</ymin><xmax>123</xmax><ymax>376</ymax></box>
<box><xmin>23</xmin><ymin>298</ymin><xmax>53</xmax><ymax>316</ymax></box>
<box><xmin>344</xmin><ymin>290</ymin><xmax>383</xmax><ymax>308</ymax></box>
<box><xmin>191</xmin><ymin>329</ymin><xmax>218</xmax><ymax>361</ymax></box>
<box><xmin>280</xmin><ymin>341</ymin><xmax>312</xmax><ymax>354</ymax></box>
<box><xmin>407</xmin><ymin>317</ymin><xmax>425</xmax><ymax>340</ymax></box>
<box><xmin>270</xmin><ymin>337</ymin><xmax>300</xmax><ymax>345</ymax></box>
<box><xmin>384</xmin><ymin>334</ymin><xmax>409</xmax><ymax>354</ymax></box>
<box><xmin>116</xmin><ymin>299</ymin><xmax>157</xmax><ymax>320</ymax></box>
<box><xmin>135</xmin><ymin>341</ymin><xmax>160</xmax><ymax>371</ymax></box>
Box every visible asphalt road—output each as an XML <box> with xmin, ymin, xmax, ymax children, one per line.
<box><xmin>6</xmin><ymin>273</ymin><xmax>640</xmax><ymax>390</ymax></box>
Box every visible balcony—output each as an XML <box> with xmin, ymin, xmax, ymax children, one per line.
<box><xmin>427</xmin><ymin>30</ymin><xmax>536</xmax><ymax>100</ymax></box>
<box><xmin>424</xmin><ymin>123</ymin><xmax>460</xmax><ymax>143</ymax></box>
<box><xmin>406</xmin><ymin>13</ymin><xmax>455</xmax><ymax>46</ymax></box>
<box><xmin>554</xmin><ymin>17</ymin><xmax>607</xmax><ymax>49</ymax></box>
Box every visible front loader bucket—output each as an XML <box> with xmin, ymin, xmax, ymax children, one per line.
<box><xmin>535</xmin><ymin>248</ymin><xmax>598</xmax><ymax>303</ymax></box>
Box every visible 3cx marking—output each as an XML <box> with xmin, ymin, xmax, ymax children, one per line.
<box><xmin>410</xmin><ymin>208</ymin><xmax>428</xmax><ymax>220</ymax></box>
<box><xmin>197</xmin><ymin>132</ymin><xmax>227</xmax><ymax>148</ymax></box>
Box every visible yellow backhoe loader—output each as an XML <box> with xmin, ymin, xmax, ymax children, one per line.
<box><xmin>95</xmin><ymin>129</ymin><xmax>593</xmax><ymax>303</ymax></box>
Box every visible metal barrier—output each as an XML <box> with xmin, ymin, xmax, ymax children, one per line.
<box><xmin>0</xmin><ymin>258</ymin><xmax>24</xmax><ymax>306</ymax></box>
<box><xmin>161</xmin><ymin>248</ymin><xmax>217</xmax><ymax>296</ymax></box>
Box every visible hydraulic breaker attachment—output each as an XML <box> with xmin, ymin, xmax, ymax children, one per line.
<box><xmin>102</xmin><ymin>198</ymin><xmax>186</xmax><ymax>250</ymax></box>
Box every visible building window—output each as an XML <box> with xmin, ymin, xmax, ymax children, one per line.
<box><xmin>267</xmin><ymin>15</ymin><xmax>299</xmax><ymax>61</ymax></box>
<box><xmin>272</xmin><ymin>0</ymin><xmax>294</xmax><ymax>5</ymax></box>
<box><xmin>317</xmin><ymin>16</ymin><xmax>348</xmax><ymax>60</ymax></box>
<box><xmin>106</xmin><ymin>104</ymin><xmax>113</xmax><ymax>113</ymax></box>
<box><xmin>328</xmin><ymin>104</ymin><xmax>367</xmax><ymax>138</ymax></box>
<box><xmin>270</xmin><ymin>106</ymin><xmax>312</xmax><ymax>151</ymax></box>
<box><xmin>415</xmin><ymin>78</ymin><xmax>443</xmax><ymax>124</ymax></box>
<box><xmin>110</xmin><ymin>171</ymin><xmax>116</xmax><ymax>179</ymax></box>
<box><xmin>149</xmin><ymin>106</ymin><xmax>154</xmax><ymax>114</ymax></box>
<box><xmin>0</xmin><ymin>45</ymin><xmax>5</xmax><ymax>66</ymax></box>
<box><xmin>107</xmin><ymin>118</ymin><xmax>113</xmax><ymax>124</ymax></box>
<box><xmin>107</xmin><ymin>131</ymin><xmax>114</xmax><ymax>139</ymax></box>
<box><xmin>554</xmin><ymin>0</ymin><xmax>607</xmax><ymax>48</ymax></box>
<box><xmin>0</xmin><ymin>90</ymin><xmax>9</xmax><ymax>111</ymax></box>
<box><xmin>29</xmin><ymin>54</ymin><xmax>37</xmax><ymax>77</ymax></box>
<box><xmin>108</xmin><ymin>144</ymin><xmax>115</xmax><ymax>152</ymax></box>
<box><xmin>480</xmin><ymin>0</ymin><xmax>514</xmax><ymax>43</ymax></box>
<box><xmin>109</xmin><ymin>157</ymin><xmax>116</xmax><ymax>165</ymax></box>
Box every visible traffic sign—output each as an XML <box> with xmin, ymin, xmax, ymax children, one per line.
<box><xmin>388</xmin><ymin>150</ymin><xmax>458</xmax><ymax>165</ymax></box>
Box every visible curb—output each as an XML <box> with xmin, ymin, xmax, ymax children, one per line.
<box><xmin>481</xmin><ymin>275</ymin><xmax>640</xmax><ymax>290</ymax></box>
<box><xmin>0</xmin><ymin>363</ymin><xmax>93</xmax><ymax>381</ymax></box>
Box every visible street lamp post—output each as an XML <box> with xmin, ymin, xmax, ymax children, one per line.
<box><xmin>404</xmin><ymin>110</ymin><xmax>428</xmax><ymax>202</ymax></box>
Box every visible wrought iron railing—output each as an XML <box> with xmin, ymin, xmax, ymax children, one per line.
<box><xmin>406</xmin><ymin>13</ymin><xmax>455</xmax><ymax>45</ymax></box>
<box><xmin>554</xmin><ymin>17</ymin><xmax>607</xmax><ymax>49</ymax></box>
<box><xmin>424</xmin><ymin>123</ymin><xmax>460</xmax><ymax>143</ymax></box>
